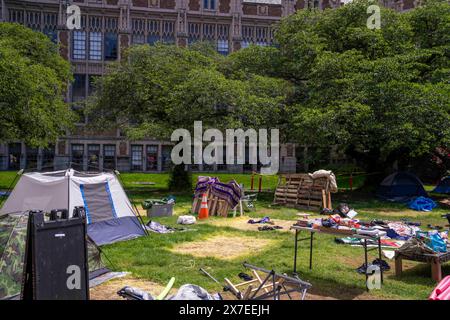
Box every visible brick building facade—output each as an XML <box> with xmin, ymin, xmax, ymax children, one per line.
<box><xmin>0</xmin><ymin>0</ymin><xmax>418</xmax><ymax>173</ymax></box>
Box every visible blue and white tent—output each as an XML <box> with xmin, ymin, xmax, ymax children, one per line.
<box><xmin>0</xmin><ymin>169</ymin><xmax>145</xmax><ymax>245</ymax></box>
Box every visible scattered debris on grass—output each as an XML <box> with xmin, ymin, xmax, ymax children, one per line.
<box><xmin>207</xmin><ymin>216</ymin><xmax>299</xmax><ymax>232</ymax></box>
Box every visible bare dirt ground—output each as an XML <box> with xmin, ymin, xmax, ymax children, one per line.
<box><xmin>90</xmin><ymin>275</ymin><xmax>378</xmax><ymax>300</ymax></box>
<box><xmin>90</xmin><ymin>276</ymin><xmax>178</xmax><ymax>300</ymax></box>
<box><xmin>169</xmin><ymin>233</ymin><xmax>279</xmax><ymax>260</ymax></box>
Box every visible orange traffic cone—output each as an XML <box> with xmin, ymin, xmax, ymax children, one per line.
<box><xmin>198</xmin><ymin>193</ymin><xmax>209</xmax><ymax>219</ymax></box>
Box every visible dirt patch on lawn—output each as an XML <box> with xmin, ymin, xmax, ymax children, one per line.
<box><xmin>170</xmin><ymin>234</ymin><xmax>279</xmax><ymax>260</ymax></box>
<box><xmin>90</xmin><ymin>275</ymin><xmax>342</xmax><ymax>300</ymax></box>
<box><xmin>90</xmin><ymin>276</ymin><xmax>177</xmax><ymax>300</ymax></box>
<box><xmin>90</xmin><ymin>275</ymin><xmax>376</xmax><ymax>300</ymax></box>
<box><xmin>207</xmin><ymin>216</ymin><xmax>297</xmax><ymax>233</ymax></box>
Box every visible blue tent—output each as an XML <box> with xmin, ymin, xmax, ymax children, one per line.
<box><xmin>433</xmin><ymin>176</ymin><xmax>450</xmax><ymax>194</ymax></box>
<box><xmin>377</xmin><ymin>172</ymin><xmax>427</xmax><ymax>202</ymax></box>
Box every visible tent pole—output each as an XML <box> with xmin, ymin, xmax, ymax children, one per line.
<box><xmin>0</xmin><ymin>169</ymin><xmax>23</xmax><ymax>208</ymax></box>
<box><xmin>114</xmin><ymin>171</ymin><xmax>149</xmax><ymax>236</ymax></box>
<box><xmin>67</xmin><ymin>168</ymin><xmax>70</xmax><ymax>215</ymax></box>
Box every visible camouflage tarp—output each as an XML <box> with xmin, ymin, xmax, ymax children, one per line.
<box><xmin>87</xmin><ymin>237</ymin><xmax>106</xmax><ymax>273</ymax></box>
<box><xmin>0</xmin><ymin>213</ymin><xmax>28</xmax><ymax>299</ymax></box>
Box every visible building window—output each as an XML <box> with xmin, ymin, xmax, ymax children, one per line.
<box><xmin>88</xmin><ymin>75</ymin><xmax>99</xmax><ymax>96</ymax></box>
<box><xmin>44</xmin><ymin>29</ymin><xmax>58</xmax><ymax>43</ymax></box>
<box><xmin>131</xmin><ymin>145</ymin><xmax>143</xmax><ymax>171</ymax></box>
<box><xmin>73</xmin><ymin>31</ymin><xmax>86</xmax><ymax>60</ymax></box>
<box><xmin>241</xmin><ymin>41</ymin><xmax>250</xmax><ymax>49</ymax></box>
<box><xmin>72</xmin><ymin>74</ymin><xmax>86</xmax><ymax>123</ymax></box>
<box><xmin>161</xmin><ymin>146</ymin><xmax>172</xmax><ymax>171</ymax></box>
<box><xmin>132</xmin><ymin>34</ymin><xmax>145</xmax><ymax>45</ymax></box>
<box><xmin>104</xmin><ymin>32</ymin><xmax>118</xmax><ymax>61</ymax></box>
<box><xmin>146</xmin><ymin>145</ymin><xmax>158</xmax><ymax>171</ymax></box>
<box><xmin>217</xmin><ymin>39</ymin><xmax>229</xmax><ymax>55</ymax></box>
<box><xmin>162</xmin><ymin>35</ymin><xmax>175</xmax><ymax>44</ymax></box>
<box><xmin>26</xmin><ymin>147</ymin><xmax>38</xmax><ymax>169</ymax></box>
<box><xmin>148</xmin><ymin>34</ymin><xmax>160</xmax><ymax>45</ymax></box>
<box><xmin>161</xmin><ymin>21</ymin><xmax>175</xmax><ymax>44</ymax></box>
<box><xmin>42</xmin><ymin>146</ymin><xmax>55</xmax><ymax>170</ymax></box>
<box><xmin>89</xmin><ymin>32</ymin><xmax>102</xmax><ymax>61</ymax></box>
<box><xmin>8</xmin><ymin>143</ymin><xmax>22</xmax><ymax>170</ymax></box>
<box><xmin>103</xmin><ymin>145</ymin><xmax>116</xmax><ymax>170</ymax></box>
<box><xmin>87</xmin><ymin>144</ymin><xmax>100</xmax><ymax>171</ymax></box>
<box><xmin>203</xmin><ymin>0</ymin><xmax>216</xmax><ymax>10</ymax></box>
<box><xmin>71</xmin><ymin>144</ymin><xmax>84</xmax><ymax>171</ymax></box>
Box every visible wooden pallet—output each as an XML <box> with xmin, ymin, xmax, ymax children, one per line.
<box><xmin>192</xmin><ymin>191</ymin><xmax>233</xmax><ymax>217</ymax></box>
<box><xmin>273</xmin><ymin>173</ymin><xmax>332</xmax><ymax>210</ymax></box>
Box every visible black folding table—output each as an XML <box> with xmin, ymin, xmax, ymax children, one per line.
<box><xmin>291</xmin><ymin>225</ymin><xmax>385</xmax><ymax>291</ymax></box>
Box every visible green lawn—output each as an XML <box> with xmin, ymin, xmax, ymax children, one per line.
<box><xmin>102</xmin><ymin>188</ymin><xmax>448</xmax><ymax>300</ymax></box>
<box><xmin>0</xmin><ymin>171</ymin><xmax>448</xmax><ymax>300</ymax></box>
<box><xmin>0</xmin><ymin>170</ymin><xmax>363</xmax><ymax>192</ymax></box>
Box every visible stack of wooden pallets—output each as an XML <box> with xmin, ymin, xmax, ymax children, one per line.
<box><xmin>273</xmin><ymin>173</ymin><xmax>332</xmax><ymax>210</ymax></box>
<box><xmin>192</xmin><ymin>190</ymin><xmax>234</xmax><ymax>217</ymax></box>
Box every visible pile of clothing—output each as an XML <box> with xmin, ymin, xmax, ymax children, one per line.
<box><xmin>296</xmin><ymin>212</ymin><xmax>386</xmax><ymax>237</ymax></box>
<box><xmin>332</xmin><ymin>219</ymin><xmax>449</xmax><ymax>252</ymax></box>
<box><xmin>386</xmin><ymin>222</ymin><xmax>420</xmax><ymax>240</ymax></box>
<box><xmin>398</xmin><ymin>230</ymin><xmax>448</xmax><ymax>255</ymax></box>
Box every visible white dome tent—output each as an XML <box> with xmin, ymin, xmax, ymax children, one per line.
<box><xmin>0</xmin><ymin>169</ymin><xmax>146</xmax><ymax>245</ymax></box>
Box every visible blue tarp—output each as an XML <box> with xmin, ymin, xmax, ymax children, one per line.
<box><xmin>408</xmin><ymin>196</ymin><xmax>437</xmax><ymax>212</ymax></box>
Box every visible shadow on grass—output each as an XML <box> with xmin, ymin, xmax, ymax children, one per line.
<box><xmin>387</xmin><ymin>262</ymin><xmax>450</xmax><ymax>285</ymax></box>
<box><xmin>303</xmin><ymin>277</ymin><xmax>367</xmax><ymax>300</ymax></box>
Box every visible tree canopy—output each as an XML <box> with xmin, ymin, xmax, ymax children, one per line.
<box><xmin>88</xmin><ymin>0</ymin><xmax>450</xmax><ymax>174</ymax></box>
<box><xmin>0</xmin><ymin>22</ymin><xmax>74</xmax><ymax>147</ymax></box>
<box><xmin>274</xmin><ymin>0</ymin><xmax>450</xmax><ymax>172</ymax></box>
<box><xmin>87</xmin><ymin>42</ymin><xmax>293</xmax><ymax>140</ymax></box>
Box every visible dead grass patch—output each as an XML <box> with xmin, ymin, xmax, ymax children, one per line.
<box><xmin>170</xmin><ymin>233</ymin><xmax>279</xmax><ymax>260</ymax></box>
<box><xmin>90</xmin><ymin>275</ymin><xmax>177</xmax><ymax>300</ymax></box>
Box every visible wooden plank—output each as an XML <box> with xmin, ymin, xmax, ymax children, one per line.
<box><xmin>395</xmin><ymin>256</ymin><xmax>402</xmax><ymax>277</ymax></box>
<box><xmin>322</xmin><ymin>190</ymin><xmax>327</xmax><ymax>209</ymax></box>
<box><xmin>242</xmin><ymin>285</ymin><xmax>254</xmax><ymax>300</ymax></box>
<box><xmin>234</xmin><ymin>279</ymin><xmax>259</xmax><ymax>287</ymax></box>
<box><xmin>431</xmin><ymin>258</ymin><xmax>442</xmax><ymax>282</ymax></box>
<box><xmin>224</xmin><ymin>278</ymin><xmax>241</xmax><ymax>298</ymax></box>
<box><xmin>252</xmin><ymin>270</ymin><xmax>269</xmax><ymax>294</ymax></box>
<box><xmin>210</xmin><ymin>196</ymin><xmax>218</xmax><ymax>216</ymax></box>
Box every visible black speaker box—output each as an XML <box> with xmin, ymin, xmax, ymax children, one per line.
<box><xmin>22</xmin><ymin>210</ymin><xmax>90</xmax><ymax>300</ymax></box>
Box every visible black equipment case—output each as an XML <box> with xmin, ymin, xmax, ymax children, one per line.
<box><xmin>22</xmin><ymin>209</ymin><xmax>90</xmax><ymax>300</ymax></box>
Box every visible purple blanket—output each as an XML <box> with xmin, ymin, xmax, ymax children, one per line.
<box><xmin>194</xmin><ymin>176</ymin><xmax>242</xmax><ymax>208</ymax></box>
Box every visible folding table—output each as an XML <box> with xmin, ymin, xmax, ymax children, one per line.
<box><xmin>291</xmin><ymin>225</ymin><xmax>385</xmax><ymax>290</ymax></box>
